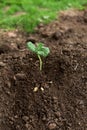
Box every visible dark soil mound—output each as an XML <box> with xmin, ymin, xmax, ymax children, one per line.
<box><xmin>0</xmin><ymin>9</ymin><xmax>87</xmax><ymax>130</ymax></box>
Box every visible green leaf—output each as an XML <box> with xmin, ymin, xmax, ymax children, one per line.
<box><xmin>35</xmin><ymin>43</ymin><xmax>50</xmax><ymax>57</ymax></box>
<box><xmin>42</xmin><ymin>47</ymin><xmax>50</xmax><ymax>57</ymax></box>
<box><xmin>37</xmin><ymin>51</ymin><xmax>45</xmax><ymax>56</ymax></box>
<box><xmin>27</xmin><ymin>42</ymin><xmax>36</xmax><ymax>52</ymax></box>
<box><xmin>27</xmin><ymin>41</ymin><xmax>50</xmax><ymax>71</ymax></box>
<box><xmin>27</xmin><ymin>42</ymin><xmax>50</xmax><ymax>57</ymax></box>
<box><xmin>36</xmin><ymin>43</ymin><xmax>43</xmax><ymax>51</ymax></box>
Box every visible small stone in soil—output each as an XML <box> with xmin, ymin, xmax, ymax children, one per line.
<box><xmin>48</xmin><ymin>122</ymin><xmax>57</xmax><ymax>130</ymax></box>
<box><xmin>0</xmin><ymin>62</ymin><xmax>5</xmax><ymax>67</ymax></box>
<box><xmin>41</xmin><ymin>87</ymin><xmax>44</xmax><ymax>91</ymax></box>
<box><xmin>33</xmin><ymin>87</ymin><xmax>38</xmax><ymax>92</ymax></box>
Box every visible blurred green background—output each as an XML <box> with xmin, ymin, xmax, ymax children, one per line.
<box><xmin>0</xmin><ymin>0</ymin><xmax>87</xmax><ymax>32</ymax></box>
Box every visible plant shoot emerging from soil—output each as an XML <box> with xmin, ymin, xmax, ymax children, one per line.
<box><xmin>27</xmin><ymin>42</ymin><xmax>50</xmax><ymax>71</ymax></box>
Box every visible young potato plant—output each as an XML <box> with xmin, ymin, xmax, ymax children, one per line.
<box><xmin>27</xmin><ymin>42</ymin><xmax>50</xmax><ymax>71</ymax></box>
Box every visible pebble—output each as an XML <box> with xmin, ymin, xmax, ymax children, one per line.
<box><xmin>48</xmin><ymin>122</ymin><xmax>57</xmax><ymax>130</ymax></box>
<box><xmin>0</xmin><ymin>62</ymin><xmax>5</xmax><ymax>67</ymax></box>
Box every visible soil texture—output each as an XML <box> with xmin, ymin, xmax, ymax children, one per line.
<box><xmin>0</xmin><ymin>9</ymin><xmax>87</xmax><ymax>130</ymax></box>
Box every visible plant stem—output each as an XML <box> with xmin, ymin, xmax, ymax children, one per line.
<box><xmin>38</xmin><ymin>55</ymin><xmax>42</xmax><ymax>71</ymax></box>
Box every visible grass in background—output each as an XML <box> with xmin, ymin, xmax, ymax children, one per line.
<box><xmin>0</xmin><ymin>0</ymin><xmax>87</xmax><ymax>32</ymax></box>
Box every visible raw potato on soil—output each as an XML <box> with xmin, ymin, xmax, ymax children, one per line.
<box><xmin>0</xmin><ymin>9</ymin><xmax>87</xmax><ymax>130</ymax></box>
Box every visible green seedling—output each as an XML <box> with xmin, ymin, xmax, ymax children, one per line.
<box><xmin>27</xmin><ymin>42</ymin><xmax>50</xmax><ymax>71</ymax></box>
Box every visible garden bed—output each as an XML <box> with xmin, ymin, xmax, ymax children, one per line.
<box><xmin>0</xmin><ymin>9</ymin><xmax>87</xmax><ymax>130</ymax></box>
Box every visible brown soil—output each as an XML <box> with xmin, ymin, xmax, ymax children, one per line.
<box><xmin>0</xmin><ymin>9</ymin><xmax>87</xmax><ymax>130</ymax></box>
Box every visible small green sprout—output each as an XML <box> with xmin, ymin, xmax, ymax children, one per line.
<box><xmin>27</xmin><ymin>42</ymin><xmax>50</xmax><ymax>71</ymax></box>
